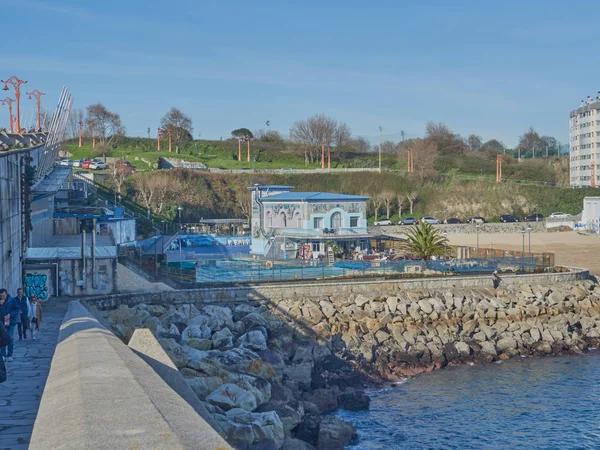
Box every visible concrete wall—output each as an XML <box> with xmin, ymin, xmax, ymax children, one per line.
<box><xmin>372</xmin><ymin>221</ymin><xmax>547</xmax><ymax>236</ymax></box>
<box><xmin>116</xmin><ymin>263</ymin><xmax>173</xmax><ymax>293</ymax></box>
<box><xmin>0</xmin><ymin>149</ymin><xmax>25</xmax><ymax>293</ymax></box>
<box><xmin>58</xmin><ymin>257</ymin><xmax>117</xmax><ymax>296</ymax></box>
<box><xmin>30</xmin><ymin>300</ymin><xmax>231</xmax><ymax>450</ymax></box>
<box><xmin>83</xmin><ymin>267</ymin><xmax>590</xmax><ymax>311</ymax></box>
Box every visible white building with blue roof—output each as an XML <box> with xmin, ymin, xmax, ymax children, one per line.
<box><xmin>249</xmin><ymin>185</ymin><xmax>370</xmax><ymax>259</ymax></box>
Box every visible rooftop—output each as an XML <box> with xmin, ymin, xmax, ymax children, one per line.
<box><xmin>259</xmin><ymin>192</ymin><xmax>370</xmax><ymax>202</ymax></box>
<box><xmin>32</xmin><ymin>167</ymin><xmax>71</xmax><ymax>196</ymax></box>
<box><xmin>247</xmin><ymin>185</ymin><xmax>294</xmax><ymax>191</ymax></box>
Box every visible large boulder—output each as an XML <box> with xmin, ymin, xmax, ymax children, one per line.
<box><xmin>206</xmin><ymin>383</ymin><xmax>257</xmax><ymax>411</ymax></box>
<box><xmin>233</xmin><ymin>304</ymin><xmax>259</xmax><ymax>322</ymax></box>
<box><xmin>302</xmin><ymin>388</ymin><xmax>339</xmax><ymax>414</ymax></box>
<box><xmin>176</xmin><ymin>303</ymin><xmax>201</xmax><ymax>320</ymax></box>
<box><xmin>186</xmin><ymin>338</ymin><xmax>212</xmax><ymax>351</ymax></box>
<box><xmin>256</xmin><ymin>400</ymin><xmax>302</xmax><ymax>433</ymax></box>
<box><xmin>237</xmin><ymin>330</ymin><xmax>268</xmax><ymax>352</ymax></box>
<box><xmin>337</xmin><ymin>388</ymin><xmax>370</xmax><ymax>411</ymax></box>
<box><xmin>317</xmin><ymin>417</ymin><xmax>357</xmax><ymax>450</ymax></box>
<box><xmin>202</xmin><ymin>305</ymin><xmax>234</xmax><ymax>331</ymax></box>
<box><xmin>235</xmin><ymin>376</ymin><xmax>272</xmax><ymax>407</ymax></box>
<box><xmin>186</xmin><ymin>376</ymin><xmax>223</xmax><ymax>400</ymax></box>
<box><xmin>283</xmin><ymin>362</ymin><xmax>313</xmax><ymax>390</ymax></box>
<box><xmin>213</xmin><ymin>413</ymin><xmax>254</xmax><ymax>449</ymax></box>
<box><xmin>181</xmin><ymin>324</ymin><xmax>211</xmax><ymax>341</ymax></box>
<box><xmin>212</xmin><ymin>328</ymin><xmax>234</xmax><ymax>351</ymax></box>
<box><xmin>225</xmin><ymin>409</ymin><xmax>285</xmax><ymax>450</ymax></box>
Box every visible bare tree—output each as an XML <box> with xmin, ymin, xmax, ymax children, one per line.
<box><xmin>290</xmin><ymin>114</ymin><xmax>351</xmax><ymax>164</ymax></box>
<box><xmin>132</xmin><ymin>175</ymin><xmax>155</xmax><ymax>215</ymax></box>
<box><xmin>86</xmin><ymin>104</ymin><xmax>124</xmax><ymax>158</ymax></box>
<box><xmin>160</xmin><ymin>107</ymin><xmax>193</xmax><ymax>153</ymax></box>
<box><xmin>370</xmin><ymin>197</ymin><xmax>383</xmax><ymax>221</ymax></box>
<box><xmin>237</xmin><ymin>196</ymin><xmax>252</xmax><ymax>222</ymax></box>
<box><xmin>411</xmin><ymin>139</ymin><xmax>439</xmax><ymax>182</ymax></box>
<box><xmin>67</xmin><ymin>108</ymin><xmax>85</xmax><ymax>139</ymax></box>
<box><xmin>467</xmin><ymin>134</ymin><xmax>482</xmax><ymax>151</ymax></box>
<box><xmin>112</xmin><ymin>167</ymin><xmax>128</xmax><ymax>199</ymax></box>
<box><xmin>397</xmin><ymin>194</ymin><xmax>405</xmax><ymax>217</ymax></box>
<box><xmin>380</xmin><ymin>190</ymin><xmax>395</xmax><ymax>219</ymax></box>
<box><xmin>333</xmin><ymin>122</ymin><xmax>352</xmax><ymax>147</ymax></box>
<box><xmin>406</xmin><ymin>192</ymin><xmax>418</xmax><ymax>215</ymax></box>
<box><xmin>425</xmin><ymin>121</ymin><xmax>451</xmax><ymax>138</ymax></box>
<box><xmin>349</xmin><ymin>136</ymin><xmax>371</xmax><ymax>152</ymax></box>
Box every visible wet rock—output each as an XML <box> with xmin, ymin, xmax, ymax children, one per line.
<box><xmin>317</xmin><ymin>417</ymin><xmax>357</xmax><ymax>450</ymax></box>
<box><xmin>302</xmin><ymin>388</ymin><xmax>339</xmax><ymax>414</ymax></box>
<box><xmin>337</xmin><ymin>388</ymin><xmax>370</xmax><ymax>411</ymax></box>
<box><xmin>237</xmin><ymin>330</ymin><xmax>268</xmax><ymax>352</ymax></box>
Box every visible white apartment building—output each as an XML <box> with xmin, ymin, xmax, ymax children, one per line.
<box><xmin>569</xmin><ymin>94</ymin><xmax>600</xmax><ymax>187</ymax></box>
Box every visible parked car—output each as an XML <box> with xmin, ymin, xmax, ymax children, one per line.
<box><xmin>89</xmin><ymin>159</ymin><xmax>107</xmax><ymax>170</ymax></box>
<box><xmin>499</xmin><ymin>214</ymin><xmax>520</xmax><ymax>223</ymax></box>
<box><xmin>373</xmin><ymin>219</ymin><xmax>392</xmax><ymax>226</ymax></box>
<box><xmin>399</xmin><ymin>217</ymin><xmax>418</xmax><ymax>225</ymax></box>
<box><xmin>548</xmin><ymin>212</ymin><xmax>569</xmax><ymax>219</ymax></box>
<box><xmin>467</xmin><ymin>216</ymin><xmax>486</xmax><ymax>224</ymax></box>
<box><xmin>525</xmin><ymin>213</ymin><xmax>544</xmax><ymax>222</ymax></box>
<box><xmin>72</xmin><ymin>159</ymin><xmax>82</xmax><ymax>168</ymax></box>
<box><xmin>57</xmin><ymin>158</ymin><xmax>71</xmax><ymax>167</ymax></box>
<box><xmin>421</xmin><ymin>216</ymin><xmax>441</xmax><ymax>225</ymax></box>
<box><xmin>444</xmin><ymin>218</ymin><xmax>462</xmax><ymax>224</ymax></box>
<box><xmin>81</xmin><ymin>158</ymin><xmax>92</xmax><ymax>169</ymax></box>
<box><xmin>115</xmin><ymin>160</ymin><xmax>135</xmax><ymax>175</ymax></box>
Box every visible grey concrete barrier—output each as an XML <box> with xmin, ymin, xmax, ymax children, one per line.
<box><xmin>30</xmin><ymin>300</ymin><xmax>231</xmax><ymax>450</ymax></box>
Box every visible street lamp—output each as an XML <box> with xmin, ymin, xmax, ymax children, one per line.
<box><xmin>78</xmin><ymin>121</ymin><xmax>84</xmax><ymax>148</ymax></box>
<box><xmin>378</xmin><ymin>126</ymin><xmax>383</xmax><ymax>173</ymax></box>
<box><xmin>475</xmin><ymin>224</ymin><xmax>480</xmax><ymax>258</ymax></box>
<box><xmin>178</xmin><ymin>205</ymin><xmax>183</xmax><ymax>229</ymax></box>
<box><xmin>26</xmin><ymin>89</ymin><xmax>45</xmax><ymax>131</ymax></box>
<box><xmin>1</xmin><ymin>97</ymin><xmax>15</xmax><ymax>133</ymax></box>
<box><xmin>1</xmin><ymin>76</ymin><xmax>27</xmax><ymax>133</ymax></box>
<box><xmin>443</xmin><ymin>230</ymin><xmax>448</xmax><ymax>258</ymax></box>
<box><xmin>527</xmin><ymin>225</ymin><xmax>532</xmax><ymax>254</ymax></box>
<box><xmin>521</xmin><ymin>228</ymin><xmax>526</xmax><ymax>271</ymax></box>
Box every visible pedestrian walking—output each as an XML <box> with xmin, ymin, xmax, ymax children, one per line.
<box><xmin>0</xmin><ymin>288</ymin><xmax>20</xmax><ymax>362</ymax></box>
<box><xmin>15</xmin><ymin>288</ymin><xmax>31</xmax><ymax>340</ymax></box>
<box><xmin>30</xmin><ymin>295</ymin><xmax>42</xmax><ymax>340</ymax></box>
<box><xmin>0</xmin><ymin>324</ymin><xmax>8</xmax><ymax>382</ymax></box>
<box><xmin>492</xmin><ymin>270</ymin><xmax>502</xmax><ymax>289</ymax></box>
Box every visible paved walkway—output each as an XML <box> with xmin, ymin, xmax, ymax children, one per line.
<box><xmin>0</xmin><ymin>301</ymin><xmax>67</xmax><ymax>450</ymax></box>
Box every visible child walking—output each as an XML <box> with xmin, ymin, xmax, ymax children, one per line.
<box><xmin>30</xmin><ymin>296</ymin><xmax>42</xmax><ymax>340</ymax></box>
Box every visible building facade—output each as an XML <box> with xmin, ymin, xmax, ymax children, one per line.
<box><xmin>569</xmin><ymin>95</ymin><xmax>600</xmax><ymax>187</ymax></box>
<box><xmin>249</xmin><ymin>185</ymin><xmax>370</xmax><ymax>259</ymax></box>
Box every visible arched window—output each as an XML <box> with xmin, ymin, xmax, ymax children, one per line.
<box><xmin>293</xmin><ymin>211</ymin><xmax>302</xmax><ymax>228</ymax></box>
<box><xmin>280</xmin><ymin>211</ymin><xmax>287</xmax><ymax>227</ymax></box>
<box><xmin>266</xmin><ymin>211</ymin><xmax>273</xmax><ymax>227</ymax></box>
<box><xmin>330</xmin><ymin>211</ymin><xmax>342</xmax><ymax>229</ymax></box>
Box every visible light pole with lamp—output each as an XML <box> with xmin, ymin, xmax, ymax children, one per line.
<box><xmin>475</xmin><ymin>224</ymin><xmax>480</xmax><ymax>258</ymax></box>
<box><xmin>178</xmin><ymin>206</ymin><xmax>183</xmax><ymax>261</ymax></box>
<box><xmin>521</xmin><ymin>228</ymin><xmax>526</xmax><ymax>271</ymax></box>
<box><xmin>26</xmin><ymin>89</ymin><xmax>45</xmax><ymax>131</ymax></box>
<box><xmin>1</xmin><ymin>76</ymin><xmax>27</xmax><ymax>133</ymax></box>
<box><xmin>443</xmin><ymin>230</ymin><xmax>448</xmax><ymax>259</ymax></box>
<box><xmin>78</xmin><ymin>120</ymin><xmax>84</xmax><ymax>147</ymax></box>
<box><xmin>378</xmin><ymin>126</ymin><xmax>383</xmax><ymax>173</ymax></box>
<box><xmin>527</xmin><ymin>225</ymin><xmax>532</xmax><ymax>265</ymax></box>
<box><xmin>1</xmin><ymin>97</ymin><xmax>14</xmax><ymax>133</ymax></box>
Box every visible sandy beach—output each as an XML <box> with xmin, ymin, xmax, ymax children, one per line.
<box><xmin>448</xmin><ymin>230</ymin><xmax>600</xmax><ymax>276</ymax></box>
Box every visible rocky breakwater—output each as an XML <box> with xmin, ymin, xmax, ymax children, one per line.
<box><xmin>268</xmin><ymin>280</ymin><xmax>600</xmax><ymax>380</ymax></box>
<box><xmin>102</xmin><ymin>302</ymin><xmax>368</xmax><ymax>450</ymax></box>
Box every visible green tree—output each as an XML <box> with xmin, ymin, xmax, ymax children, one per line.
<box><xmin>402</xmin><ymin>221</ymin><xmax>446</xmax><ymax>259</ymax></box>
<box><xmin>231</xmin><ymin>128</ymin><xmax>253</xmax><ymax>139</ymax></box>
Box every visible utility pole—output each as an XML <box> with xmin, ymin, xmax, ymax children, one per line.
<box><xmin>378</xmin><ymin>126</ymin><xmax>383</xmax><ymax>173</ymax></box>
<box><xmin>157</xmin><ymin>128</ymin><xmax>161</xmax><ymax>151</ymax></box>
<box><xmin>78</xmin><ymin>121</ymin><xmax>83</xmax><ymax>147</ymax></box>
<box><xmin>1</xmin><ymin>97</ymin><xmax>15</xmax><ymax>133</ymax></box>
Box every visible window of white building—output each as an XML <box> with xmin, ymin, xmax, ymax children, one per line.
<box><xmin>313</xmin><ymin>217</ymin><xmax>324</xmax><ymax>229</ymax></box>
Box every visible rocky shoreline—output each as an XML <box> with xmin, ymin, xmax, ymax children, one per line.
<box><xmin>100</xmin><ymin>279</ymin><xmax>600</xmax><ymax>449</ymax></box>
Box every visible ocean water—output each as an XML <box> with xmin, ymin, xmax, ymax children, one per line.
<box><xmin>333</xmin><ymin>352</ymin><xmax>600</xmax><ymax>449</ymax></box>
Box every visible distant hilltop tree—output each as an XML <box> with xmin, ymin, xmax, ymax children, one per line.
<box><xmin>86</xmin><ymin>103</ymin><xmax>125</xmax><ymax>159</ymax></box>
<box><xmin>160</xmin><ymin>107</ymin><xmax>193</xmax><ymax>153</ymax></box>
<box><xmin>231</xmin><ymin>128</ymin><xmax>253</xmax><ymax>139</ymax></box>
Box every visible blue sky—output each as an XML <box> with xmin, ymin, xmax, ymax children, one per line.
<box><xmin>1</xmin><ymin>0</ymin><xmax>598</xmax><ymax>147</ymax></box>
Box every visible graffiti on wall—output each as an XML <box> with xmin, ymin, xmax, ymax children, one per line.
<box><xmin>24</xmin><ymin>272</ymin><xmax>49</xmax><ymax>300</ymax></box>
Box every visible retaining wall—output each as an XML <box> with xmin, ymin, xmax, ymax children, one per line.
<box><xmin>30</xmin><ymin>300</ymin><xmax>231</xmax><ymax>450</ymax></box>
<box><xmin>83</xmin><ymin>268</ymin><xmax>590</xmax><ymax>311</ymax></box>
<box><xmin>372</xmin><ymin>221</ymin><xmax>547</xmax><ymax>236</ymax></box>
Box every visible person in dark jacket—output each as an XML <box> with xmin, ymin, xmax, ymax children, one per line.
<box><xmin>0</xmin><ymin>322</ymin><xmax>8</xmax><ymax>382</ymax></box>
<box><xmin>0</xmin><ymin>288</ymin><xmax>19</xmax><ymax>362</ymax></box>
<box><xmin>15</xmin><ymin>288</ymin><xmax>30</xmax><ymax>340</ymax></box>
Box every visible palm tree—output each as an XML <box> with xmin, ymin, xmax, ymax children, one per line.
<box><xmin>402</xmin><ymin>221</ymin><xmax>446</xmax><ymax>260</ymax></box>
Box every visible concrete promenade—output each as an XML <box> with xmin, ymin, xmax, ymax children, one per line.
<box><xmin>0</xmin><ymin>301</ymin><xmax>66</xmax><ymax>450</ymax></box>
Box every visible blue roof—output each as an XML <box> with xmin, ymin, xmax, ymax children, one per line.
<box><xmin>260</xmin><ymin>192</ymin><xmax>369</xmax><ymax>202</ymax></box>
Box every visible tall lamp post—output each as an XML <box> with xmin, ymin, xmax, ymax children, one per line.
<box><xmin>1</xmin><ymin>97</ymin><xmax>14</xmax><ymax>133</ymax></box>
<box><xmin>527</xmin><ymin>225</ymin><xmax>532</xmax><ymax>264</ymax></box>
<box><xmin>1</xmin><ymin>76</ymin><xmax>27</xmax><ymax>133</ymax></box>
<box><xmin>521</xmin><ymin>228</ymin><xmax>526</xmax><ymax>271</ymax></box>
<box><xmin>26</xmin><ymin>89</ymin><xmax>45</xmax><ymax>131</ymax></box>
<box><xmin>78</xmin><ymin>121</ymin><xmax>84</xmax><ymax>147</ymax></box>
<box><xmin>378</xmin><ymin>126</ymin><xmax>383</xmax><ymax>173</ymax></box>
<box><xmin>157</xmin><ymin>127</ymin><xmax>161</xmax><ymax>151</ymax></box>
<box><xmin>475</xmin><ymin>224</ymin><xmax>480</xmax><ymax>258</ymax></box>
<box><xmin>178</xmin><ymin>206</ymin><xmax>183</xmax><ymax>260</ymax></box>
<box><xmin>443</xmin><ymin>230</ymin><xmax>448</xmax><ymax>259</ymax></box>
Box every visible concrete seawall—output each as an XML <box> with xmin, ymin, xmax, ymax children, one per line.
<box><xmin>83</xmin><ymin>268</ymin><xmax>590</xmax><ymax>311</ymax></box>
<box><xmin>30</xmin><ymin>301</ymin><xmax>230</xmax><ymax>450</ymax></box>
